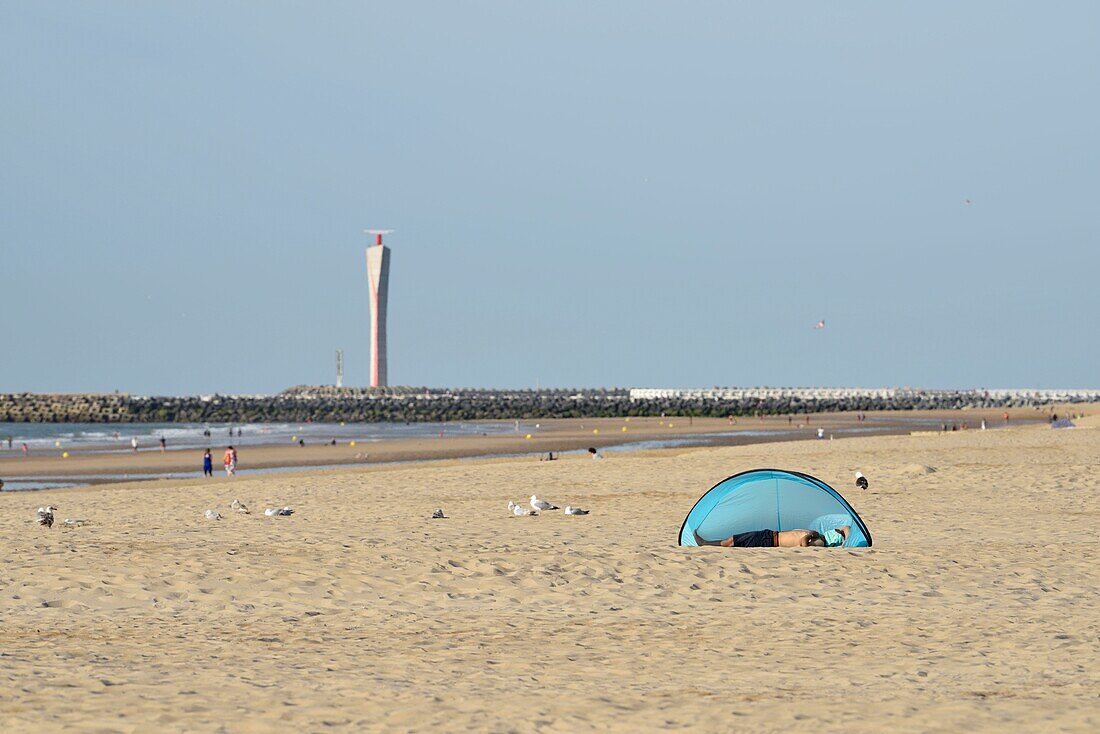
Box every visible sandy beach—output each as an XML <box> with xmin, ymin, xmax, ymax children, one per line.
<box><xmin>1</xmin><ymin>418</ymin><xmax>1097</xmax><ymax>732</ymax></box>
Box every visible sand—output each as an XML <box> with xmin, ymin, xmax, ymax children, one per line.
<box><xmin>1</xmin><ymin>420</ymin><xmax>1097</xmax><ymax>732</ymax></box>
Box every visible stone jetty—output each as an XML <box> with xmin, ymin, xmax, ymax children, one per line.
<box><xmin>0</xmin><ymin>386</ymin><xmax>1097</xmax><ymax>424</ymax></box>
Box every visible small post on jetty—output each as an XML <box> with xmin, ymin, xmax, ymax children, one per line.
<box><xmin>335</xmin><ymin>349</ymin><xmax>344</xmax><ymax>388</ymax></box>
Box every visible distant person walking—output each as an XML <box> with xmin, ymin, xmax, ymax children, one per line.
<box><xmin>5</xmin><ymin>436</ymin><xmax>12</xmax><ymax>449</ymax></box>
<box><xmin>131</xmin><ymin>437</ymin><xmax>139</xmax><ymax>452</ymax></box>
<box><xmin>21</xmin><ymin>442</ymin><xmax>28</xmax><ymax>457</ymax></box>
<box><xmin>223</xmin><ymin>446</ymin><xmax>237</xmax><ymax>477</ymax></box>
<box><xmin>159</xmin><ymin>437</ymin><xmax>167</xmax><ymax>452</ymax></box>
<box><xmin>202</xmin><ymin>448</ymin><xmax>213</xmax><ymax>477</ymax></box>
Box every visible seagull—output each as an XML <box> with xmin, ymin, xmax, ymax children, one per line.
<box><xmin>513</xmin><ymin>505</ymin><xmax>531</xmax><ymax>516</ymax></box>
<box><xmin>814</xmin><ymin>320</ymin><xmax>826</xmax><ymax>330</ymax></box>
<box><xmin>564</xmin><ymin>506</ymin><xmax>590</xmax><ymax>515</ymax></box>
<box><xmin>855</xmin><ymin>472</ymin><xmax>869</xmax><ymax>490</ymax></box>
<box><xmin>61</xmin><ymin>518</ymin><xmax>91</xmax><ymax>528</ymax></box>
<box><xmin>36</xmin><ymin>506</ymin><xmax>56</xmax><ymax>529</ymax></box>
<box><xmin>531</xmin><ymin>495</ymin><xmax>558</xmax><ymax>512</ymax></box>
<box><xmin>507</xmin><ymin>500</ymin><xmax>516</xmax><ymax>512</ymax></box>
<box><xmin>204</xmin><ymin>509</ymin><xmax>222</xmax><ymax>520</ymax></box>
<box><xmin>230</xmin><ymin>499</ymin><xmax>250</xmax><ymax>514</ymax></box>
<box><xmin>264</xmin><ymin>507</ymin><xmax>294</xmax><ymax>517</ymax></box>
<box><xmin>431</xmin><ymin>509</ymin><xmax>447</xmax><ymax>519</ymax></box>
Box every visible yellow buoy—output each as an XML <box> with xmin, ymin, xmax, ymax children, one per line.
<box><xmin>625</xmin><ymin>417</ymin><xmax>630</xmax><ymax>422</ymax></box>
<box><xmin>54</xmin><ymin>440</ymin><xmax>61</xmax><ymax>448</ymax></box>
<box><xmin>592</xmin><ymin>428</ymin><xmax>599</xmax><ymax>435</ymax></box>
<box><xmin>349</xmin><ymin>440</ymin><xmax>357</xmax><ymax>447</ymax></box>
<box><xmin>525</xmin><ymin>434</ymin><xmax>532</xmax><ymax>439</ymax></box>
<box><xmin>668</xmin><ymin>423</ymin><xmax>675</xmax><ymax>428</ymax></box>
<box><xmin>62</xmin><ymin>452</ymin><xmax>69</xmax><ymax>458</ymax></box>
<box><xmin>621</xmin><ymin>426</ymin><xmax>627</xmax><ymax>432</ymax></box>
<box><xmin>291</xmin><ymin>435</ymin><xmax>297</xmax><ymax>442</ymax></box>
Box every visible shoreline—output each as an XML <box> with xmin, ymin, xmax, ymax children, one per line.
<box><xmin>0</xmin><ymin>408</ymin><xmax>1065</xmax><ymax>491</ymax></box>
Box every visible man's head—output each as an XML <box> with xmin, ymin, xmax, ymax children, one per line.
<box><xmin>804</xmin><ymin>531</ymin><xmax>826</xmax><ymax>547</ymax></box>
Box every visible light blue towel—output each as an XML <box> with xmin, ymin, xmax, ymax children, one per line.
<box><xmin>810</xmin><ymin>514</ymin><xmax>856</xmax><ymax>546</ymax></box>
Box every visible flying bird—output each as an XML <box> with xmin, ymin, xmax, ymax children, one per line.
<box><xmin>36</xmin><ymin>506</ymin><xmax>56</xmax><ymax>529</ymax></box>
<box><xmin>530</xmin><ymin>495</ymin><xmax>559</xmax><ymax>512</ymax></box>
<box><xmin>814</xmin><ymin>320</ymin><xmax>826</xmax><ymax>330</ymax></box>
<box><xmin>564</xmin><ymin>506</ymin><xmax>590</xmax><ymax>515</ymax></box>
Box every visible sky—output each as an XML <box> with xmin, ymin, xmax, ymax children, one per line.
<box><xmin>2</xmin><ymin>2</ymin><xmax>1098</xmax><ymax>394</ymax></box>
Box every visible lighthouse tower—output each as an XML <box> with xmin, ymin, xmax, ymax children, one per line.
<box><xmin>364</xmin><ymin>229</ymin><xmax>392</xmax><ymax>388</ymax></box>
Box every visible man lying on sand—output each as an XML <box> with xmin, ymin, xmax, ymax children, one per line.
<box><xmin>694</xmin><ymin>526</ymin><xmax>849</xmax><ymax>548</ymax></box>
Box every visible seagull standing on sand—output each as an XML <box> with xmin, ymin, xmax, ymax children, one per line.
<box><xmin>36</xmin><ymin>506</ymin><xmax>56</xmax><ymax>529</ymax></box>
<box><xmin>204</xmin><ymin>509</ymin><xmax>222</xmax><ymax>520</ymax></box>
<box><xmin>531</xmin><ymin>495</ymin><xmax>559</xmax><ymax>512</ymax></box>
<box><xmin>230</xmin><ymin>499</ymin><xmax>250</xmax><ymax>514</ymax></box>
<box><xmin>855</xmin><ymin>472</ymin><xmax>869</xmax><ymax>490</ymax></box>
<box><xmin>564</xmin><ymin>506</ymin><xmax>590</xmax><ymax>515</ymax></box>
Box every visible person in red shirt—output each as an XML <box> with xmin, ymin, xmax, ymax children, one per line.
<box><xmin>223</xmin><ymin>446</ymin><xmax>237</xmax><ymax>476</ymax></box>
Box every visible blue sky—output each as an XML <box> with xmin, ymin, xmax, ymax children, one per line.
<box><xmin>2</xmin><ymin>2</ymin><xmax>1097</xmax><ymax>394</ymax></box>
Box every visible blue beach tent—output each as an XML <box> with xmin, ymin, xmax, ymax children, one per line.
<box><xmin>679</xmin><ymin>469</ymin><xmax>872</xmax><ymax>547</ymax></box>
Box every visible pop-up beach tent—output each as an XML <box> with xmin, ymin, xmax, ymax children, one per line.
<box><xmin>679</xmin><ymin>469</ymin><xmax>872</xmax><ymax>547</ymax></box>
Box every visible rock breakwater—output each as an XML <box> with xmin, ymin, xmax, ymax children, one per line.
<box><xmin>1</xmin><ymin>386</ymin><xmax>1096</xmax><ymax>424</ymax></box>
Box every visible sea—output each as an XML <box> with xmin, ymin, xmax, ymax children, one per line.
<box><xmin>0</xmin><ymin>420</ymin><xmax>515</xmax><ymax>452</ymax></box>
